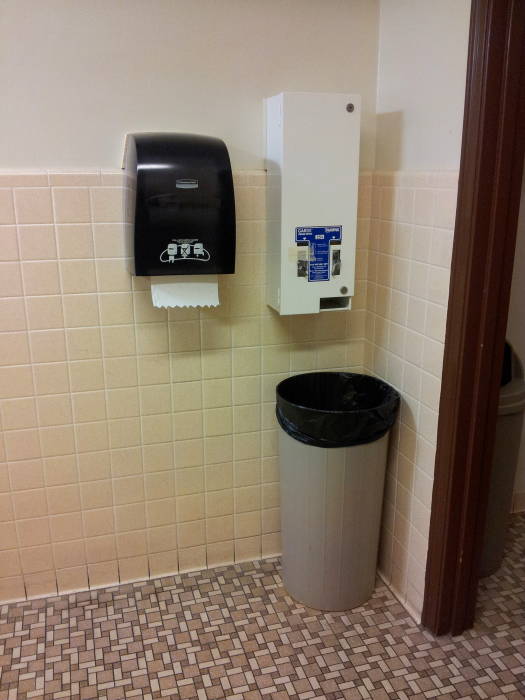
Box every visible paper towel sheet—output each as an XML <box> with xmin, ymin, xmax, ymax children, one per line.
<box><xmin>151</xmin><ymin>275</ymin><xmax>219</xmax><ymax>308</ymax></box>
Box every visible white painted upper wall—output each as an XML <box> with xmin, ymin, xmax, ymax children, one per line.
<box><xmin>375</xmin><ymin>0</ymin><xmax>471</xmax><ymax>171</ymax></box>
<box><xmin>0</xmin><ymin>0</ymin><xmax>379</xmax><ymax>170</ymax></box>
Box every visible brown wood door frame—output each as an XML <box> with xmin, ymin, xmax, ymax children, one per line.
<box><xmin>422</xmin><ymin>0</ymin><xmax>525</xmax><ymax>636</ymax></box>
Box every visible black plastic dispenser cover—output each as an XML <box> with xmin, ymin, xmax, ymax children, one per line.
<box><xmin>276</xmin><ymin>372</ymin><xmax>401</xmax><ymax>448</ymax></box>
<box><xmin>125</xmin><ymin>133</ymin><xmax>235</xmax><ymax>276</ymax></box>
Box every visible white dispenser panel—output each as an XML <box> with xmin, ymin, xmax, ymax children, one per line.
<box><xmin>265</xmin><ymin>92</ymin><xmax>361</xmax><ymax>315</ymax></box>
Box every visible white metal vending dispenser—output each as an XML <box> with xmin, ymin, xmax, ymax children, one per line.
<box><xmin>265</xmin><ymin>92</ymin><xmax>361</xmax><ymax>315</ymax></box>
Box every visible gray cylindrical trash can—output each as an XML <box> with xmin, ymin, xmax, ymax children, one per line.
<box><xmin>480</xmin><ymin>343</ymin><xmax>525</xmax><ymax>577</ymax></box>
<box><xmin>276</xmin><ymin>372</ymin><xmax>400</xmax><ymax>611</ymax></box>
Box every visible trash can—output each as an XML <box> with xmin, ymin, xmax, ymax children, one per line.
<box><xmin>480</xmin><ymin>342</ymin><xmax>525</xmax><ymax>577</ymax></box>
<box><xmin>276</xmin><ymin>371</ymin><xmax>400</xmax><ymax>611</ymax></box>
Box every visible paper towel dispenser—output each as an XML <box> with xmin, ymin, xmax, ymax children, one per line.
<box><xmin>124</xmin><ymin>133</ymin><xmax>236</xmax><ymax>276</ymax></box>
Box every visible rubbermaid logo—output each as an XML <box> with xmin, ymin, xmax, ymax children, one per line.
<box><xmin>176</xmin><ymin>178</ymin><xmax>199</xmax><ymax>189</ymax></box>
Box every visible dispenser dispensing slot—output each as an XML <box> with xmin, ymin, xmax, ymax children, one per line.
<box><xmin>320</xmin><ymin>297</ymin><xmax>350</xmax><ymax>311</ymax></box>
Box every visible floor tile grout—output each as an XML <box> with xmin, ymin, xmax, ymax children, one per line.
<box><xmin>0</xmin><ymin>514</ymin><xmax>523</xmax><ymax>699</ymax></box>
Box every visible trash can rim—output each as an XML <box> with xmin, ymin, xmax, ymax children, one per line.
<box><xmin>277</xmin><ymin>394</ymin><xmax>398</xmax><ymax>415</ymax></box>
<box><xmin>276</xmin><ymin>372</ymin><xmax>399</xmax><ymax>415</ymax></box>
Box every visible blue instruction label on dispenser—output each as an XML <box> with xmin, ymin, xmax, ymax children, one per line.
<box><xmin>295</xmin><ymin>226</ymin><xmax>342</xmax><ymax>282</ymax></box>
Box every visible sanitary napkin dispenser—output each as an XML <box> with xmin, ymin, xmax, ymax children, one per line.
<box><xmin>124</xmin><ymin>133</ymin><xmax>235</xmax><ymax>277</ymax></box>
<box><xmin>265</xmin><ymin>92</ymin><xmax>361</xmax><ymax>315</ymax></box>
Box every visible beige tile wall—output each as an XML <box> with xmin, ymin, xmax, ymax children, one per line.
<box><xmin>0</xmin><ymin>169</ymin><xmax>369</xmax><ymax>603</ymax></box>
<box><xmin>364</xmin><ymin>171</ymin><xmax>457</xmax><ymax>617</ymax></box>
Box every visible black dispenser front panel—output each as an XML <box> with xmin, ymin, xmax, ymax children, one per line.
<box><xmin>125</xmin><ymin>133</ymin><xmax>235</xmax><ymax>276</ymax></box>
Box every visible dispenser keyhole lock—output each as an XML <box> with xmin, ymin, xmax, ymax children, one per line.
<box><xmin>346</xmin><ymin>103</ymin><xmax>354</xmax><ymax>113</ymax></box>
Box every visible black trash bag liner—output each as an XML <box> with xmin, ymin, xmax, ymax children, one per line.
<box><xmin>501</xmin><ymin>341</ymin><xmax>512</xmax><ymax>387</ymax></box>
<box><xmin>276</xmin><ymin>372</ymin><xmax>400</xmax><ymax>448</ymax></box>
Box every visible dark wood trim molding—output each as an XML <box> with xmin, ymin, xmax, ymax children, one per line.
<box><xmin>422</xmin><ymin>0</ymin><xmax>525</xmax><ymax>635</ymax></box>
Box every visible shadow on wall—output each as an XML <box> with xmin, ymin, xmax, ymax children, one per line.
<box><xmin>375</xmin><ymin>112</ymin><xmax>404</xmax><ymax>172</ymax></box>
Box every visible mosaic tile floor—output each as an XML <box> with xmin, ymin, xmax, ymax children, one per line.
<box><xmin>1</xmin><ymin>515</ymin><xmax>524</xmax><ymax>700</ymax></box>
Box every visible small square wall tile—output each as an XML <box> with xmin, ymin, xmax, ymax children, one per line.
<box><xmin>87</xmin><ymin>560</ymin><xmax>119</xmax><ymax>588</ymax></box>
<box><xmin>85</xmin><ymin>534</ymin><xmax>117</xmax><ymax>564</ymax></box>
<box><xmin>93</xmin><ymin>223</ymin><xmax>128</xmax><ymax>257</ymax></box>
<box><xmin>136</xmin><ymin>323</ymin><xmax>169</xmax><ymax>355</ymax></box>
<box><xmin>14</xmin><ymin>188</ymin><xmax>53</xmax><ymax>224</ymax></box>
<box><xmin>108</xmin><ymin>417</ymin><xmax>141</xmax><ymax>449</ymax></box>
<box><xmin>206</xmin><ymin>489</ymin><xmax>233</xmax><ymax>518</ymax></box>
<box><xmin>36</xmin><ymin>394</ymin><xmax>72</xmax><ymax>426</ymax></box>
<box><xmin>0</xmin><ymin>262</ymin><xmax>23</xmax><ymax>296</ymax></box>
<box><xmin>80</xmin><ymin>479</ymin><xmax>113</xmax><ymax>510</ymax></box>
<box><xmin>60</xmin><ymin>260</ymin><xmax>97</xmax><ymax>294</ymax></box>
<box><xmin>0</xmin><ymin>575</ymin><xmax>25</xmax><ymax>602</ymax></box>
<box><xmin>34</xmin><ymin>361</ymin><xmax>70</xmax><ymax>396</ymax></box>
<box><xmin>22</xmin><ymin>261</ymin><xmax>60</xmax><ymax>295</ymax></box>
<box><xmin>18</xmin><ymin>225</ymin><xmax>57</xmax><ymax>260</ymax></box>
<box><xmin>0</xmin><ymin>549</ymin><xmax>21</xmax><ymax>577</ymax></box>
<box><xmin>178</xmin><ymin>545</ymin><xmax>206</xmax><ymax>572</ymax></box>
<box><xmin>145</xmin><ymin>497</ymin><xmax>175</xmax><ymax>528</ymax></box>
<box><xmin>206</xmin><ymin>540</ymin><xmax>234</xmax><ymax>567</ymax></box>
<box><xmin>261</xmin><ymin>531</ymin><xmax>281</xmax><ymax>557</ymax></box>
<box><xmin>42</xmin><ymin>453</ymin><xmax>77</xmax><ymax>491</ymax></box>
<box><xmin>96</xmin><ymin>259</ymin><xmax>132</xmax><ymax>292</ymax></box>
<box><xmin>53</xmin><ymin>187</ymin><xmax>91</xmax><ymax>223</ymax></box>
<box><xmin>99</xmin><ymin>293</ymin><xmax>134</xmax><ymax>325</ymax></box>
<box><xmin>47</xmin><ymin>484</ymin><xmax>81</xmax><ymax>515</ymax></box>
<box><xmin>4</xmin><ymin>428</ymin><xmax>41</xmax><ymax>461</ymax></box>
<box><xmin>90</xmin><ymin>187</ymin><xmax>124</xmax><ymax>222</ymax></box>
<box><xmin>56</xmin><ymin>223</ymin><xmax>95</xmax><ymax>259</ymax></box>
<box><xmin>11</xmin><ymin>488</ymin><xmax>47</xmax><ymax>521</ymax></box>
<box><xmin>17</xmin><ymin>517</ymin><xmax>51</xmax><ymax>547</ymax></box>
<box><xmin>206</xmin><ymin>515</ymin><xmax>233</xmax><ymax>543</ymax></box>
<box><xmin>173</xmin><ymin>411</ymin><xmax>204</xmax><ymax>440</ymax></box>
<box><xmin>0</xmin><ymin>226</ymin><xmax>19</xmax><ymax>261</ymax></box>
<box><xmin>19</xmin><ymin>544</ymin><xmax>54</xmax><ymax>574</ymax></box>
<box><xmin>177</xmin><ymin>519</ymin><xmax>206</xmax><ymax>548</ymax></box>
<box><xmin>148</xmin><ymin>549</ymin><xmax>178</xmax><ymax>577</ymax></box>
<box><xmin>101</xmin><ymin>325</ymin><xmax>136</xmax><ymax>357</ymax></box>
<box><xmin>77</xmin><ymin>450</ymin><xmax>111</xmax><ymax>482</ymax></box>
<box><xmin>235</xmin><ymin>511</ymin><xmax>261</xmax><ymax>539</ymax></box>
<box><xmin>235</xmin><ymin>536</ymin><xmax>261</xmax><ymax>562</ymax></box>
<box><xmin>63</xmin><ymin>293</ymin><xmax>99</xmax><ymax>327</ymax></box>
<box><xmin>53</xmin><ymin>538</ymin><xmax>86</xmax><ymax>568</ymax></box>
<box><xmin>0</xmin><ymin>296</ymin><xmax>26</xmax><ymax>331</ymax></box>
<box><xmin>0</xmin><ymin>189</ymin><xmax>15</xmax><ymax>224</ymax></box>
<box><xmin>1</xmin><ymin>397</ymin><xmax>37</xmax><ymax>430</ymax></box>
<box><xmin>115</xmin><ymin>504</ymin><xmax>145</xmax><ymax>534</ymax></box>
<box><xmin>104</xmin><ymin>356</ymin><xmax>137</xmax><ymax>388</ymax></box>
<box><xmin>0</xmin><ymin>493</ymin><xmax>14</xmax><ymax>522</ymax></box>
<box><xmin>8</xmin><ymin>459</ymin><xmax>44</xmax><ymax>491</ymax></box>
<box><xmin>0</xmin><ymin>331</ymin><xmax>29</xmax><ymax>366</ymax></box>
<box><xmin>56</xmin><ymin>565</ymin><xmax>89</xmax><ymax>593</ymax></box>
<box><xmin>66</xmin><ymin>327</ymin><xmax>102</xmax><ymax>360</ymax></box>
<box><xmin>69</xmin><ymin>359</ymin><xmax>105</xmax><ymax>392</ymax></box>
<box><xmin>110</xmin><ymin>446</ymin><xmax>142</xmax><ymax>477</ymax></box>
<box><xmin>26</xmin><ymin>295</ymin><xmax>64</xmax><ymax>330</ymax></box>
<box><xmin>118</xmin><ymin>555</ymin><xmax>148</xmax><ymax>583</ymax></box>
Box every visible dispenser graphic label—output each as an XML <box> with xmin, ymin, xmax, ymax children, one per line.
<box><xmin>295</xmin><ymin>226</ymin><xmax>342</xmax><ymax>281</ymax></box>
<box><xmin>160</xmin><ymin>239</ymin><xmax>211</xmax><ymax>263</ymax></box>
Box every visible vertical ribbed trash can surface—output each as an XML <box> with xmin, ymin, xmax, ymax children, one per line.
<box><xmin>276</xmin><ymin>372</ymin><xmax>400</xmax><ymax>611</ymax></box>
